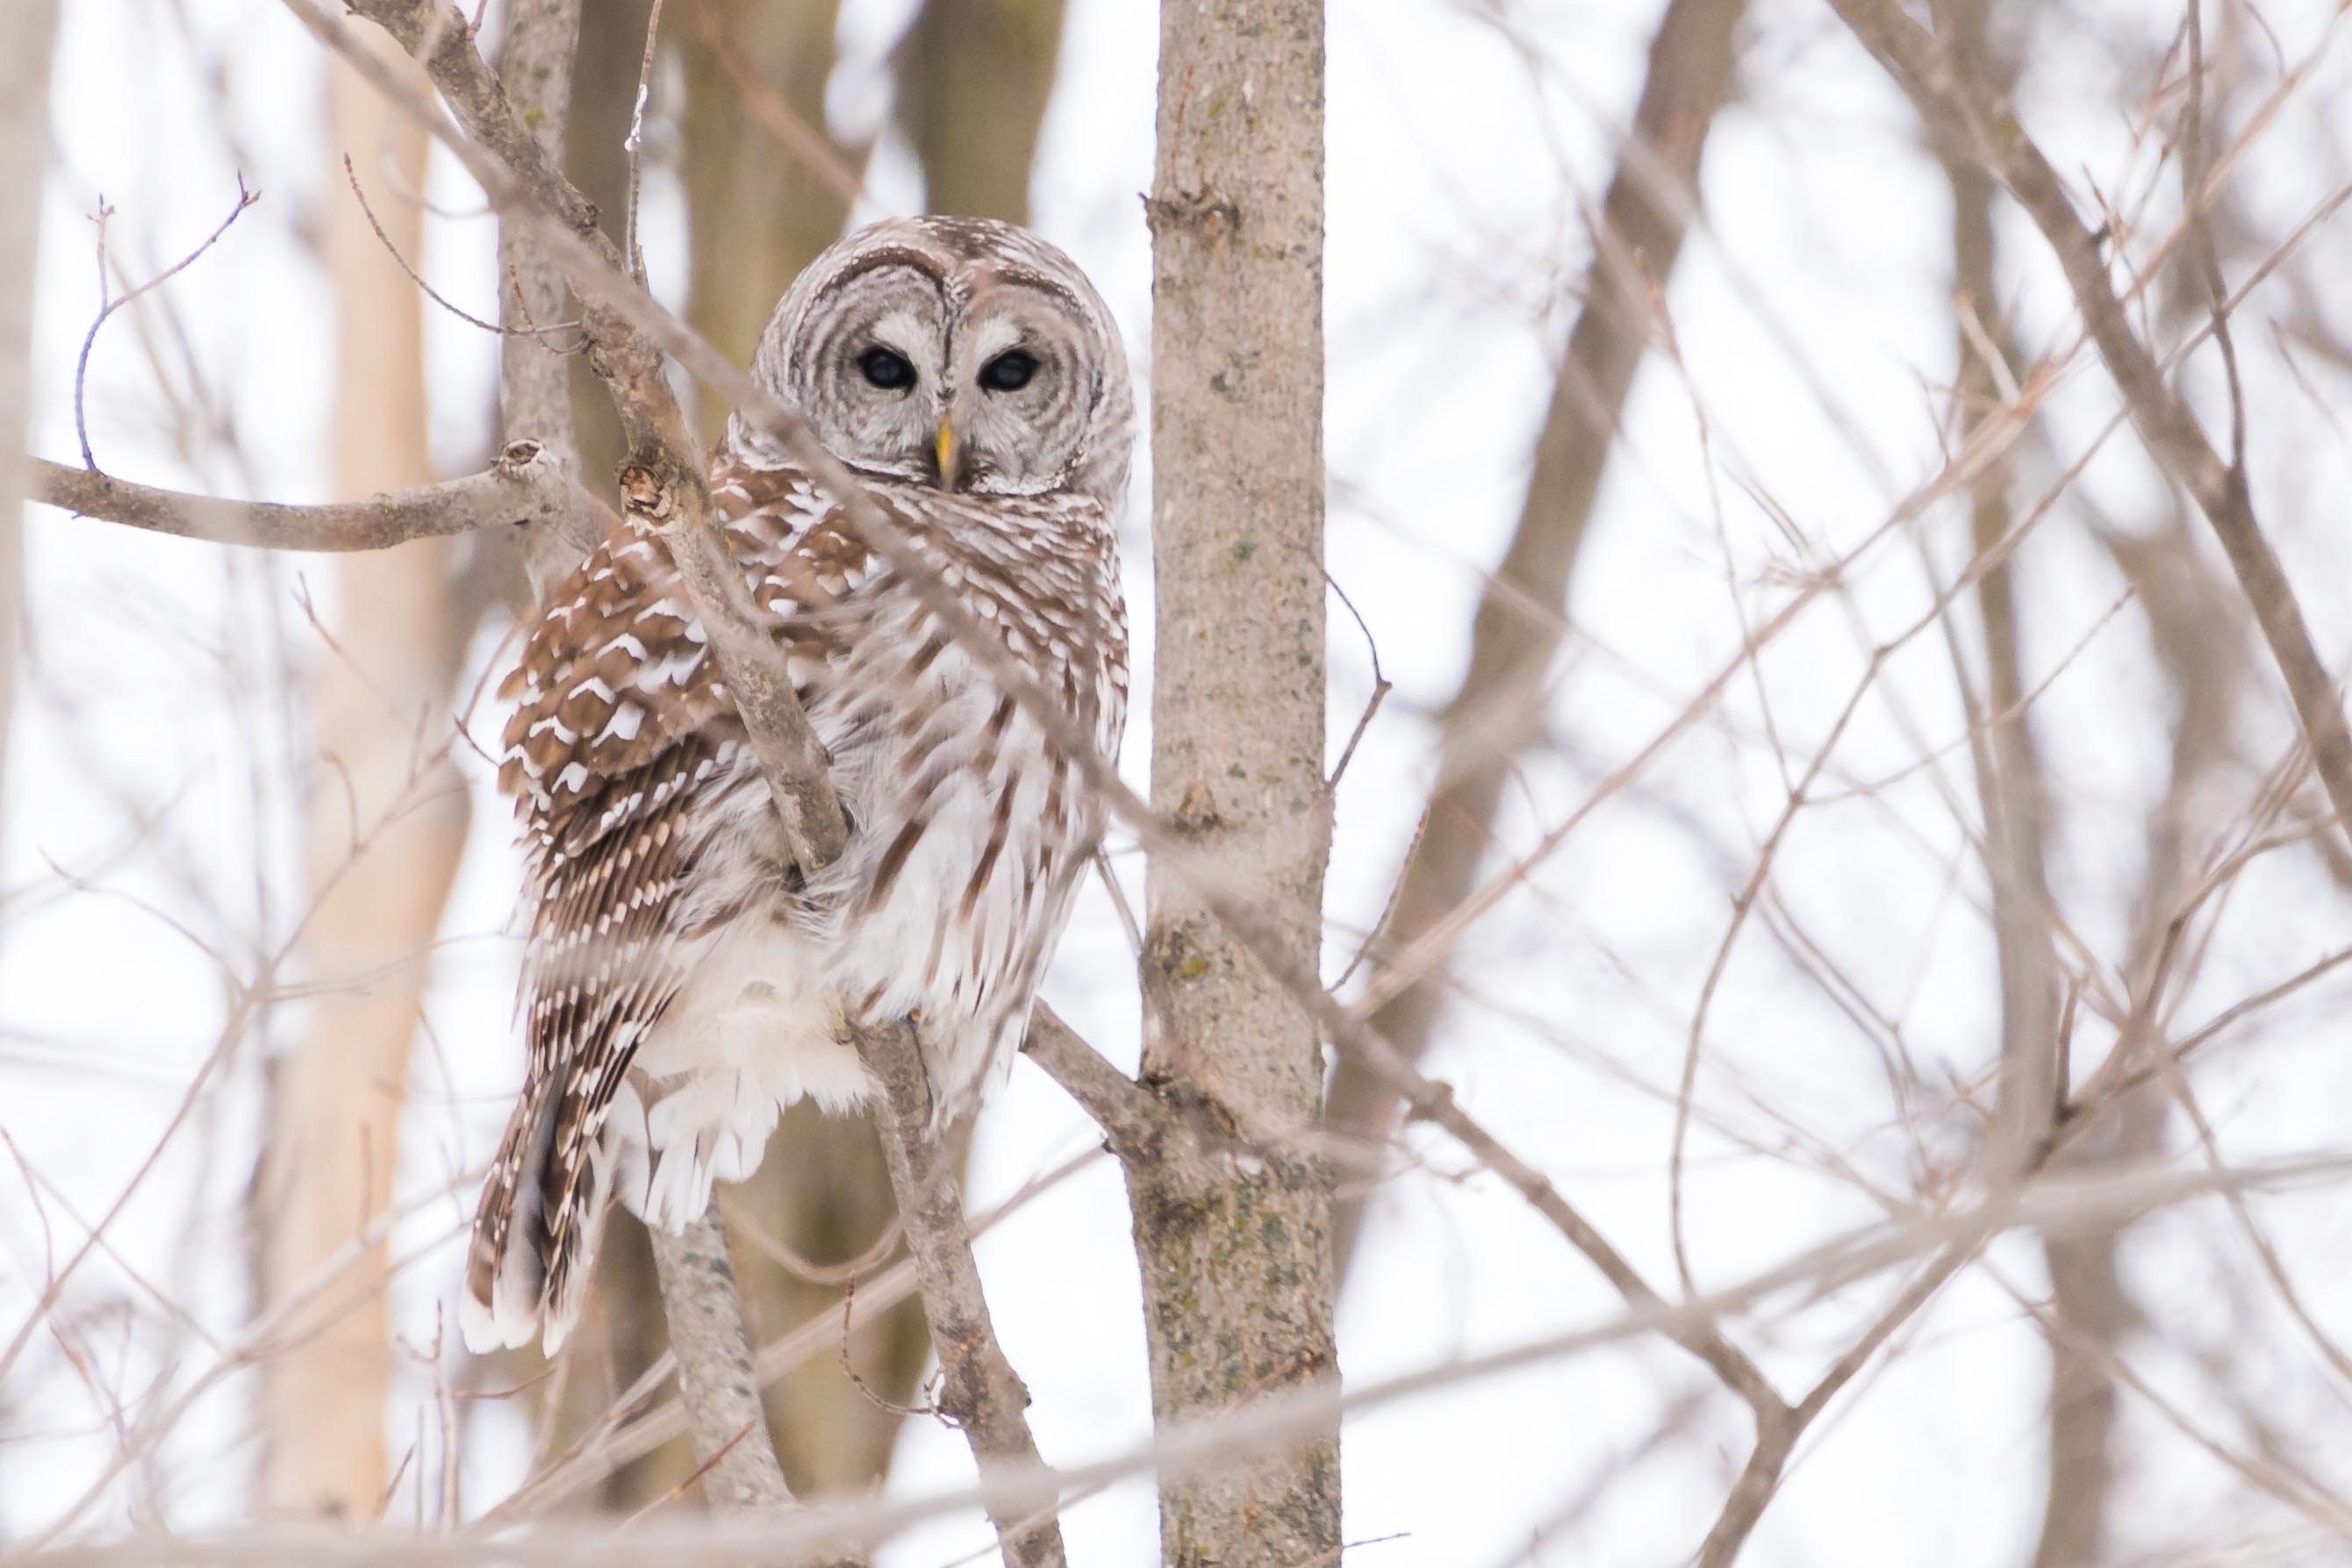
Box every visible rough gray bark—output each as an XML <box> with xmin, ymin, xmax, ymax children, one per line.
<box><xmin>0</xmin><ymin>0</ymin><xmax>58</xmax><ymax>890</ymax></box>
<box><xmin>498</xmin><ymin>0</ymin><xmax>601</xmax><ymax>596</ymax></box>
<box><xmin>646</xmin><ymin>1206</ymin><xmax>802</xmax><ymax>1518</ymax></box>
<box><xmin>855</xmin><ymin>1020</ymin><xmax>1063</xmax><ymax>1566</ymax></box>
<box><xmin>1130</xmin><ymin>2</ymin><xmax>1341</xmax><ymax>1561</ymax></box>
<box><xmin>1323</xmin><ymin>0</ymin><xmax>1747</xmax><ymax>1271</ymax></box>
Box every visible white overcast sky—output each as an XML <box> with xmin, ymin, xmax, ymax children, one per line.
<box><xmin>8</xmin><ymin>0</ymin><xmax>2352</xmax><ymax>1564</ymax></box>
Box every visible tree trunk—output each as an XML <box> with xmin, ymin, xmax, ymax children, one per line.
<box><xmin>258</xmin><ymin>33</ymin><xmax>469</xmax><ymax>1521</ymax></box>
<box><xmin>897</xmin><ymin>0</ymin><xmax>1068</xmax><ymax>223</ymax></box>
<box><xmin>1130</xmin><ymin>4</ymin><xmax>1339</xmax><ymax>1562</ymax></box>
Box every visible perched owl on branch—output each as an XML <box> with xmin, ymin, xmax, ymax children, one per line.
<box><xmin>461</xmin><ymin>218</ymin><xmax>1133</xmax><ymax>1356</ymax></box>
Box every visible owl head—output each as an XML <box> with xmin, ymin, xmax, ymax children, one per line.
<box><xmin>733</xmin><ymin>217</ymin><xmax>1135</xmax><ymax>509</ymax></box>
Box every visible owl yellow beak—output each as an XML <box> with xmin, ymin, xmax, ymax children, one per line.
<box><xmin>935</xmin><ymin>417</ymin><xmax>961</xmax><ymax>492</ymax></box>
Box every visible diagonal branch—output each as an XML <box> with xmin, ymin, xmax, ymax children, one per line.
<box><xmin>1323</xmin><ymin>0</ymin><xmax>1750</xmax><ymax>1274</ymax></box>
<box><xmin>855</xmin><ymin>1021</ymin><xmax>1063</xmax><ymax>1566</ymax></box>
<box><xmin>1823</xmin><ymin>0</ymin><xmax>2352</xmax><ymax>847</ymax></box>
<box><xmin>1022</xmin><ymin>1003</ymin><xmax>1161</xmax><ymax>1158</ymax></box>
<box><xmin>286</xmin><ymin>2</ymin><xmax>1064</xmax><ymax>1550</ymax></box>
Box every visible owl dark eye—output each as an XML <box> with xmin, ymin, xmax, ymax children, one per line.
<box><xmin>979</xmin><ymin>349</ymin><xmax>1037</xmax><ymax>392</ymax></box>
<box><xmin>858</xmin><ymin>347</ymin><xmax>915</xmax><ymax>390</ymax></box>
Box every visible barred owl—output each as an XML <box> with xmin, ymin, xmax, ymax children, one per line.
<box><xmin>460</xmin><ymin>218</ymin><xmax>1132</xmax><ymax>1356</ymax></box>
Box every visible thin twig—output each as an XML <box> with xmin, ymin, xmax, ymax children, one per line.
<box><xmin>721</xmin><ymin>1195</ymin><xmax>900</xmax><ymax>1287</ymax></box>
<box><xmin>1325</xmin><ymin>564</ymin><xmax>1391</xmax><ymax>789</ymax></box>
<box><xmin>836</xmin><ymin>1278</ymin><xmax>939</xmax><ymax>1420</ymax></box>
<box><xmin>622</xmin><ymin>0</ymin><xmax>665</xmax><ymax>287</ymax></box>
<box><xmin>73</xmin><ymin>176</ymin><xmax>259</xmax><ymax>469</ymax></box>
<box><xmin>341</xmin><ymin>154</ymin><xmax>574</xmax><ymax>338</ymax></box>
<box><xmin>683</xmin><ymin>0</ymin><xmax>871</xmax><ymax>209</ymax></box>
<box><xmin>2182</xmin><ymin>0</ymin><xmax>2246</xmax><ymax>475</ymax></box>
<box><xmin>1825</xmin><ymin>0</ymin><xmax>2352</xmax><ymax>847</ymax></box>
<box><xmin>36</xmin><ymin>1153</ymin><xmax>2348</xmax><ymax>1567</ymax></box>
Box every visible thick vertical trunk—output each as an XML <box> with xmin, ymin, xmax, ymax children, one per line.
<box><xmin>259</xmin><ymin>35</ymin><xmax>468</xmax><ymax>1520</ymax></box>
<box><xmin>1131</xmin><ymin>4</ymin><xmax>1339</xmax><ymax>1562</ymax></box>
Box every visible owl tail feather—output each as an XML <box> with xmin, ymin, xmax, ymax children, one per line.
<box><xmin>460</xmin><ymin>1084</ymin><xmax>612</xmax><ymax>1357</ymax></box>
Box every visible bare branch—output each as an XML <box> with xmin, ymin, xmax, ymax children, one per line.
<box><xmin>29</xmin><ymin>446</ymin><xmax>589</xmax><ymax>552</ymax></box>
<box><xmin>73</xmin><ymin>176</ymin><xmax>260</xmax><ymax>470</ymax></box>
<box><xmin>341</xmin><ymin>154</ymin><xmax>570</xmax><ymax>340</ymax></box>
<box><xmin>644</xmin><ymin>1206</ymin><xmax>802</xmax><ymax>1519</ymax></box>
<box><xmin>1021</xmin><ymin>1004</ymin><xmax>1160</xmax><ymax>1157</ymax></box>
<box><xmin>492</xmin><ymin>0</ymin><xmax>599</xmax><ymax>596</ymax></box>
<box><xmin>854</xmin><ymin>1020</ymin><xmax>1064</xmax><ymax>1567</ymax></box>
<box><xmin>29</xmin><ymin>1150</ymin><xmax>2348</xmax><ymax>1565</ymax></box>
<box><xmin>620</xmin><ymin>0</ymin><xmax>665</xmax><ymax>288</ymax></box>
<box><xmin>1324</xmin><ymin>0</ymin><xmax>1750</xmax><ymax>1272</ymax></box>
<box><xmin>1693</xmin><ymin>1240</ymin><xmax>1979</xmax><ymax>1566</ymax></box>
<box><xmin>1824</xmin><ymin>0</ymin><xmax>2352</xmax><ymax>848</ymax></box>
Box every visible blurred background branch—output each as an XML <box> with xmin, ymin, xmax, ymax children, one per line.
<box><xmin>0</xmin><ymin>0</ymin><xmax>57</xmax><ymax>919</ymax></box>
<box><xmin>1324</xmin><ymin>0</ymin><xmax>1748</xmax><ymax>1271</ymax></box>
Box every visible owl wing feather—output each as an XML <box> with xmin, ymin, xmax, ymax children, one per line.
<box><xmin>462</xmin><ymin>458</ymin><xmax>874</xmax><ymax>1354</ymax></box>
<box><xmin>463</xmin><ymin>455</ymin><xmax>1125</xmax><ymax>1355</ymax></box>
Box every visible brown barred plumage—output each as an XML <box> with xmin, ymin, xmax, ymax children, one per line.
<box><xmin>463</xmin><ymin>218</ymin><xmax>1132</xmax><ymax>1354</ymax></box>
